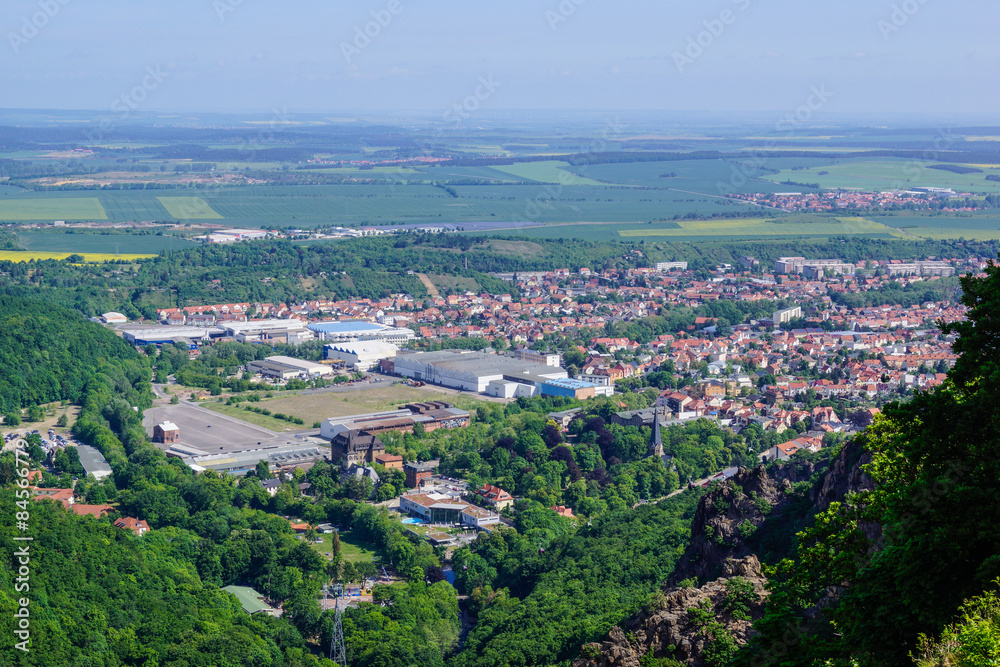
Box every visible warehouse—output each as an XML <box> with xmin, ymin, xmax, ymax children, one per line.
<box><xmin>246</xmin><ymin>355</ymin><xmax>334</xmax><ymax>379</ymax></box>
<box><xmin>320</xmin><ymin>402</ymin><xmax>470</xmax><ymax>440</ymax></box>
<box><xmin>122</xmin><ymin>325</ymin><xmax>223</xmax><ymax>346</ymax></box>
<box><xmin>77</xmin><ymin>445</ymin><xmax>112</xmax><ymax>480</ymax></box>
<box><xmin>392</xmin><ymin>349</ymin><xmax>567</xmax><ymax>393</ymax></box>
<box><xmin>308</xmin><ymin>320</ymin><xmax>416</xmax><ymax>345</ymax></box>
<box><xmin>324</xmin><ymin>340</ymin><xmax>399</xmax><ymax>371</ymax></box>
<box><xmin>180</xmin><ymin>442</ymin><xmax>327</xmax><ymax>476</ymax></box>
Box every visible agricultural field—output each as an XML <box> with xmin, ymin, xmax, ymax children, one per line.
<box><xmin>156</xmin><ymin>196</ymin><xmax>224</xmax><ymax>219</ymax></box>
<box><xmin>761</xmin><ymin>158</ymin><xmax>1000</xmax><ymax>193</ymax></box>
<box><xmin>617</xmin><ymin>216</ymin><xmax>903</xmax><ymax>239</ymax></box>
<box><xmin>563</xmin><ymin>158</ymin><xmax>815</xmax><ymax>193</ymax></box>
<box><xmin>0</xmin><ymin>250</ymin><xmax>155</xmax><ymax>262</ymax></box>
<box><xmin>428</xmin><ymin>274</ymin><xmax>482</xmax><ymax>293</ymax></box>
<box><xmin>15</xmin><ymin>230</ymin><xmax>198</xmax><ymax>254</ymax></box>
<box><xmin>490</xmin><ymin>160</ymin><xmax>607</xmax><ymax>185</ymax></box>
<box><xmin>870</xmin><ymin>213</ymin><xmax>1000</xmax><ymax>240</ymax></box>
<box><xmin>0</xmin><ymin>197</ymin><xmax>107</xmax><ymax>221</ymax></box>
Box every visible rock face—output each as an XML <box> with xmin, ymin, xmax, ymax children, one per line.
<box><xmin>573</xmin><ymin>442</ymin><xmax>875</xmax><ymax>666</ymax></box>
<box><xmin>572</xmin><ymin>557</ymin><xmax>767</xmax><ymax>667</ymax></box>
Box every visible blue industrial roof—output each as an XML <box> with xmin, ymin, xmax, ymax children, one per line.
<box><xmin>308</xmin><ymin>321</ymin><xmax>383</xmax><ymax>333</ymax></box>
<box><xmin>543</xmin><ymin>378</ymin><xmax>596</xmax><ymax>389</ymax></box>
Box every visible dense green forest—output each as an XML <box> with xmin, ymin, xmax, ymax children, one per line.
<box><xmin>0</xmin><ymin>233</ymin><xmax>994</xmax><ymax>318</ymax></box>
<box><xmin>0</xmin><ymin>295</ymin><xmax>151</xmax><ymax>417</ymax></box>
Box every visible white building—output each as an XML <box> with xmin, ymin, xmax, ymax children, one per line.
<box><xmin>393</xmin><ymin>350</ymin><xmax>567</xmax><ymax>393</ymax></box>
<box><xmin>655</xmin><ymin>262</ymin><xmax>689</xmax><ymax>271</ymax></box>
<box><xmin>325</xmin><ymin>341</ymin><xmax>399</xmax><ymax>372</ymax></box>
<box><xmin>247</xmin><ymin>355</ymin><xmax>334</xmax><ymax>379</ymax></box>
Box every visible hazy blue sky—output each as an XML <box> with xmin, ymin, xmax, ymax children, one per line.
<box><xmin>1</xmin><ymin>0</ymin><xmax>996</xmax><ymax>116</ymax></box>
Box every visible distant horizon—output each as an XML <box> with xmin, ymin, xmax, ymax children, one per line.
<box><xmin>2</xmin><ymin>1</ymin><xmax>997</xmax><ymax>117</ymax></box>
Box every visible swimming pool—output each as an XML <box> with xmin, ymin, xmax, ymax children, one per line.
<box><xmin>401</xmin><ymin>518</ymin><xmax>425</xmax><ymax>525</ymax></box>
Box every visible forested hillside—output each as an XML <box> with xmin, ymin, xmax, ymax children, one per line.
<box><xmin>0</xmin><ymin>295</ymin><xmax>150</xmax><ymax>417</ymax></box>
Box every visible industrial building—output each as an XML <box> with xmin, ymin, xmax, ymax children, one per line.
<box><xmin>324</xmin><ymin>340</ymin><xmax>399</xmax><ymax>371</ymax></box>
<box><xmin>308</xmin><ymin>320</ymin><xmax>416</xmax><ymax>345</ymax></box>
<box><xmin>224</xmin><ymin>320</ymin><xmax>313</xmax><ymax>345</ymax></box>
<box><xmin>392</xmin><ymin>349</ymin><xmax>568</xmax><ymax>393</ymax></box>
<box><xmin>77</xmin><ymin>445</ymin><xmax>112</xmax><ymax>480</ymax></box>
<box><xmin>123</xmin><ymin>326</ymin><xmax>220</xmax><ymax>347</ymax></box>
<box><xmin>169</xmin><ymin>441</ymin><xmax>328</xmax><ymax>476</ymax></box>
<box><xmin>246</xmin><ymin>355</ymin><xmax>334</xmax><ymax>380</ymax></box>
<box><xmin>320</xmin><ymin>403</ymin><xmax>471</xmax><ymax>441</ymax></box>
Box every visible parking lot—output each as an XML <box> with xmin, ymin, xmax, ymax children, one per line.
<box><xmin>143</xmin><ymin>402</ymin><xmax>304</xmax><ymax>454</ymax></box>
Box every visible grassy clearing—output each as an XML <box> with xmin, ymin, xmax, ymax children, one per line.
<box><xmin>156</xmin><ymin>196</ymin><xmax>224</xmax><ymax>219</ymax></box>
<box><xmin>308</xmin><ymin>531</ymin><xmax>380</xmax><ymax>563</ymax></box>
<box><xmin>201</xmin><ymin>401</ymin><xmax>299</xmax><ymax>432</ymax></box>
<box><xmin>0</xmin><ymin>250</ymin><xmax>155</xmax><ymax>262</ymax></box>
<box><xmin>252</xmin><ymin>384</ymin><xmax>449</xmax><ymax>424</ymax></box>
<box><xmin>0</xmin><ymin>198</ymin><xmax>108</xmax><ymax>221</ymax></box>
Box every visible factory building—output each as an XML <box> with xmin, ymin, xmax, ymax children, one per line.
<box><xmin>320</xmin><ymin>403</ymin><xmax>470</xmax><ymax>441</ymax></box>
<box><xmin>392</xmin><ymin>349</ymin><xmax>568</xmax><ymax>393</ymax></box>
<box><xmin>308</xmin><ymin>320</ymin><xmax>416</xmax><ymax>345</ymax></box>
<box><xmin>153</xmin><ymin>422</ymin><xmax>180</xmax><ymax>444</ymax></box>
<box><xmin>324</xmin><ymin>341</ymin><xmax>399</xmax><ymax>371</ymax></box>
<box><xmin>246</xmin><ymin>356</ymin><xmax>334</xmax><ymax>380</ymax></box>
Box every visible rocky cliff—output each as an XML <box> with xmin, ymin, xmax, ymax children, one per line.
<box><xmin>573</xmin><ymin>441</ymin><xmax>874</xmax><ymax>666</ymax></box>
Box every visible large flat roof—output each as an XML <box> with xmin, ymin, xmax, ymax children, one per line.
<box><xmin>309</xmin><ymin>321</ymin><xmax>385</xmax><ymax>333</ymax></box>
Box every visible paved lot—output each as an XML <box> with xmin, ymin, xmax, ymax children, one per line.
<box><xmin>144</xmin><ymin>402</ymin><xmax>306</xmax><ymax>454</ymax></box>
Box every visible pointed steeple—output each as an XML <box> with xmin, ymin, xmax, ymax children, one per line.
<box><xmin>649</xmin><ymin>405</ymin><xmax>664</xmax><ymax>458</ymax></box>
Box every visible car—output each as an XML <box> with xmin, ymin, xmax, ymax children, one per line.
<box><xmin>206</xmin><ymin>425</ymin><xmax>211</xmax><ymax>428</ymax></box>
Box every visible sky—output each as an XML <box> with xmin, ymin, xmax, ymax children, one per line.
<box><xmin>0</xmin><ymin>0</ymin><xmax>997</xmax><ymax>117</ymax></box>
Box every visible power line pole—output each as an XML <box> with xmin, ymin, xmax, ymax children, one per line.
<box><xmin>326</xmin><ymin>585</ymin><xmax>347</xmax><ymax>666</ymax></box>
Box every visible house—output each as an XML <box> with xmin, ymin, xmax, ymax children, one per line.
<box><xmin>114</xmin><ymin>517</ymin><xmax>150</xmax><ymax>536</ymax></box>
<box><xmin>404</xmin><ymin>461</ymin><xmax>436</xmax><ymax>488</ymax></box>
<box><xmin>477</xmin><ymin>484</ymin><xmax>514</xmax><ymax>510</ymax></box>
<box><xmin>374</xmin><ymin>453</ymin><xmax>404</xmax><ymax>470</ymax></box>
<box><xmin>70</xmin><ymin>504</ymin><xmax>114</xmax><ymax>518</ymax></box>
<box><xmin>29</xmin><ymin>487</ymin><xmax>74</xmax><ymax>506</ymax></box>
<box><xmin>551</xmin><ymin>505</ymin><xmax>575</xmax><ymax>519</ymax></box>
<box><xmin>261</xmin><ymin>478</ymin><xmax>282</xmax><ymax>497</ymax></box>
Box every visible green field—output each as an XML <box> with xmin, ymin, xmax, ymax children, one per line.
<box><xmin>762</xmin><ymin>158</ymin><xmax>1000</xmax><ymax>193</ymax></box>
<box><xmin>869</xmin><ymin>213</ymin><xmax>1000</xmax><ymax>240</ymax></box>
<box><xmin>490</xmin><ymin>160</ymin><xmax>607</xmax><ymax>186</ymax></box>
<box><xmin>617</xmin><ymin>216</ymin><xmax>903</xmax><ymax>239</ymax></box>
<box><xmin>251</xmin><ymin>384</ymin><xmax>456</xmax><ymax>425</ymax></box>
<box><xmin>0</xmin><ymin>197</ymin><xmax>107</xmax><ymax>221</ymax></box>
<box><xmin>157</xmin><ymin>197</ymin><xmax>224</xmax><ymax>219</ymax></box>
<box><xmin>202</xmin><ymin>402</ymin><xmax>301</xmax><ymax>432</ymax></box>
<box><xmin>15</xmin><ymin>230</ymin><xmax>198</xmax><ymax>254</ymax></box>
<box><xmin>309</xmin><ymin>530</ymin><xmax>380</xmax><ymax>563</ymax></box>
